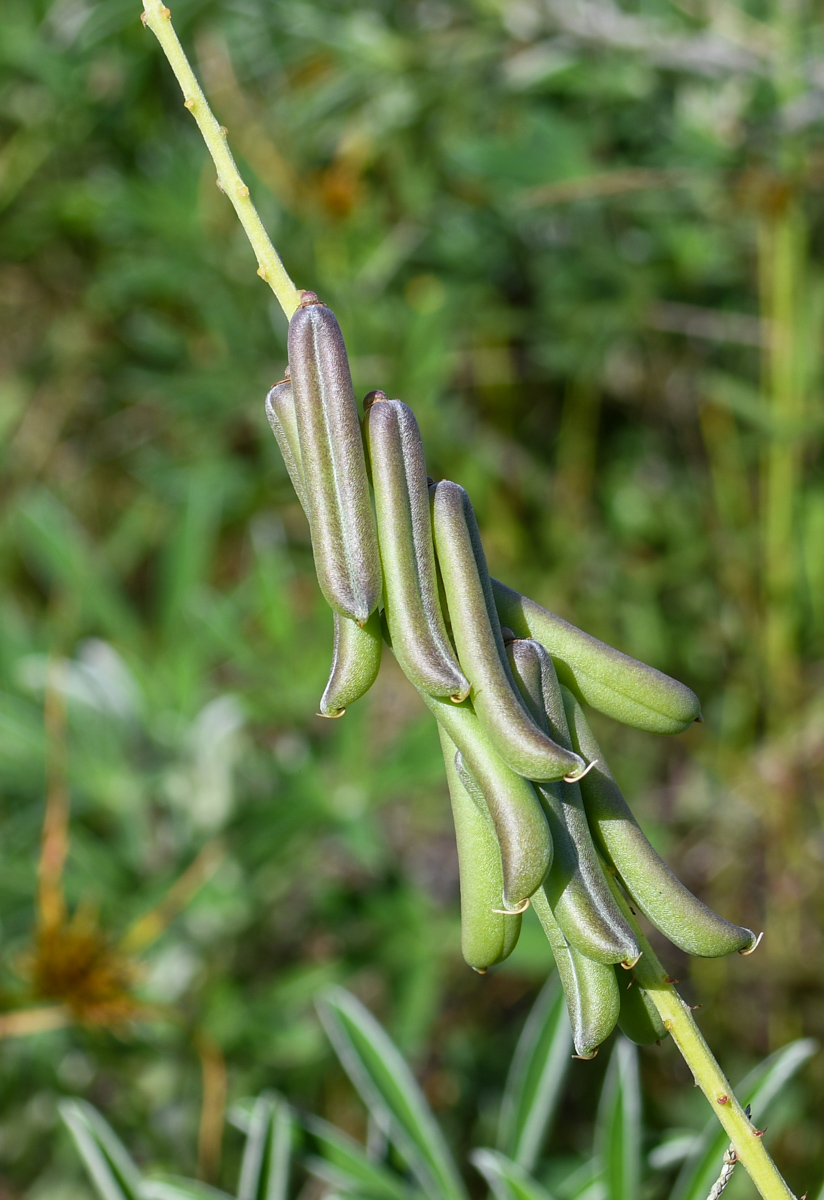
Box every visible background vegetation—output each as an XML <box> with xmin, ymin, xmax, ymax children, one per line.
<box><xmin>0</xmin><ymin>0</ymin><xmax>822</xmax><ymax>1194</ymax></box>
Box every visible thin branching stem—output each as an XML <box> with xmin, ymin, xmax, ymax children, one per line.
<box><xmin>140</xmin><ymin>0</ymin><xmax>301</xmax><ymax>319</ymax></box>
<box><xmin>604</xmin><ymin>873</ymin><xmax>796</xmax><ymax>1200</ymax></box>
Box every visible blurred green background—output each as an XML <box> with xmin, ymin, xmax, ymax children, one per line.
<box><xmin>0</xmin><ymin>0</ymin><xmax>823</xmax><ymax>1194</ymax></box>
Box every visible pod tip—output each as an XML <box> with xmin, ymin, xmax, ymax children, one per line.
<box><xmin>317</xmin><ymin>707</ymin><xmax>346</xmax><ymax>719</ymax></box>
<box><xmin>363</xmin><ymin>389</ymin><xmax>388</xmax><ymax>412</ymax></box>
<box><xmin>621</xmin><ymin>952</ymin><xmax>642</xmax><ymax>970</ymax></box>
<box><xmin>564</xmin><ymin>758</ymin><xmax>597</xmax><ymax>783</ymax></box>
<box><xmin>298</xmin><ymin>290</ymin><xmax>322</xmax><ymax>307</ymax></box>
<box><xmin>739</xmin><ymin>930</ymin><xmax>764</xmax><ymax>956</ymax></box>
<box><xmin>493</xmin><ymin>897</ymin><xmax>530</xmax><ymax>916</ymax></box>
<box><xmin>449</xmin><ymin>685</ymin><xmax>471</xmax><ymax>704</ymax></box>
<box><xmin>572</xmin><ymin>1049</ymin><xmax>599</xmax><ymax>1061</ymax></box>
<box><xmin>472</xmin><ymin>966</ymin><xmax>488</xmax><ymax>975</ymax></box>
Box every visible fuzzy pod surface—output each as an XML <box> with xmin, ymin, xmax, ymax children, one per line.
<box><xmin>615</xmin><ymin>968</ymin><xmax>668</xmax><ymax>1046</ymax></box>
<box><xmin>532</xmin><ymin>888</ymin><xmax>619</xmax><ymax>1059</ymax></box>
<box><xmin>562</xmin><ymin>688</ymin><xmax>756</xmax><ymax>958</ymax></box>
<box><xmin>439</xmin><ymin>729</ymin><xmax>521</xmax><ymax>970</ymax></box>
<box><xmin>364</xmin><ymin>396</ymin><xmax>468</xmax><ymax>700</ymax></box>
<box><xmin>319</xmin><ymin>611</ymin><xmax>383</xmax><ymax>717</ymax></box>
<box><xmin>421</xmin><ymin>690</ymin><xmax>552</xmax><ymax>908</ymax></box>
<box><xmin>288</xmin><ymin>296</ymin><xmax>381</xmax><ymax>622</ymax></box>
<box><xmin>430</xmin><ymin>481</ymin><xmax>583</xmax><ymax>782</ymax></box>
<box><xmin>507</xmin><ymin>638</ymin><xmax>639</xmax><ymax>966</ymax></box>
<box><xmin>492</xmin><ymin>579</ymin><xmax>701</xmax><ymax>735</ymax></box>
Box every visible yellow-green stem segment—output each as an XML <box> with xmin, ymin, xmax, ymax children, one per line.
<box><xmin>604</xmin><ymin>873</ymin><xmax>796</xmax><ymax>1200</ymax></box>
<box><xmin>140</xmin><ymin>0</ymin><xmax>301</xmax><ymax>319</ymax></box>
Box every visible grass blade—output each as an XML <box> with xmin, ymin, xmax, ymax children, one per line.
<box><xmin>140</xmin><ymin>1182</ymin><xmax>234</xmax><ymax>1200</ymax></box>
<box><xmin>497</xmin><ymin>975</ymin><xmax>572</xmax><ymax>1171</ymax></box>
<box><xmin>59</xmin><ymin>1100</ymin><xmax>142</xmax><ymax>1200</ymax></box>
<box><xmin>237</xmin><ymin>1093</ymin><xmax>292</xmax><ymax>1200</ymax></box>
<box><xmin>317</xmin><ymin>987</ymin><xmax>468</xmax><ymax>1200</ymax></box>
<box><xmin>595</xmin><ymin>1038</ymin><xmax>640</xmax><ymax>1200</ymax></box>
<box><xmin>471</xmin><ymin>1148</ymin><xmax>557</xmax><ymax>1200</ymax></box>
<box><xmin>671</xmin><ymin>1038</ymin><xmax>817</xmax><ymax>1200</ymax></box>
<box><xmin>304</xmin><ymin>1114</ymin><xmax>420</xmax><ymax>1200</ymax></box>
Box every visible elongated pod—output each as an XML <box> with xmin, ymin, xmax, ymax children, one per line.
<box><xmin>430</xmin><ymin>481</ymin><xmax>583</xmax><ymax>782</ymax></box>
<box><xmin>507</xmin><ymin>638</ymin><xmax>639</xmax><ymax>966</ymax></box>
<box><xmin>364</xmin><ymin>396</ymin><xmax>468</xmax><ymax>700</ymax></box>
<box><xmin>438</xmin><ymin>729</ymin><xmax>521</xmax><ymax>970</ymax></box>
<box><xmin>265</xmin><ymin>377</ymin><xmax>382</xmax><ymax>715</ymax></box>
<box><xmin>615</xmin><ymin>968</ymin><xmax>668</xmax><ymax>1046</ymax></box>
<box><xmin>420</xmin><ymin>691</ymin><xmax>552</xmax><ymax>908</ymax></box>
<box><xmin>532</xmin><ymin>889</ymin><xmax>619</xmax><ymax>1059</ymax></box>
<box><xmin>562</xmin><ymin>688</ymin><xmax>756</xmax><ymax>957</ymax></box>
<box><xmin>265</xmin><ymin>377</ymin><xmax>309</xmax><ymax>513</ymax></box>
<box><xmin>491</xmin><ymin>579</ymin><xmax>701</xmax><ymax>735</ymax></box>
<box><xmin>288</xmin><ymin>295</ymin><xmax>381</xmax><ymax>622</ymax></box>
<box><xmin>319</xmin><ymin>611</ymin><xmax>382</xmax><ymax>717</ymax></box>
<box><xmin>452</xmin><ymin>751</ymin><xmax>522</xmax><ymax>961</ymax></box>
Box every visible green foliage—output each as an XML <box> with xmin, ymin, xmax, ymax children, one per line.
<box><xmin>0</xmin><ymin>0</ymin><xmax>823</xmax><ymax>1191</ymax></box>
<box><xmin>62</xmin><ymin>986</ymin><xmax>815</xmax><ymax>1200</ymax></box>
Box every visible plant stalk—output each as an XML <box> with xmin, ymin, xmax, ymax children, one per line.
<box><xmin>140</xmin><ymin>0</ymin><xmax>301</xmax><ymax>319</ymax></box>
<box><xmin>603</xmin><ymin>874</ymin><xmax>796</xmax><ymax>1200</ymax></box>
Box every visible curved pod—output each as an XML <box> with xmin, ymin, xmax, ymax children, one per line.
<box><xmin>562</xmin><ymin>688</ymin><xmax>756</xmax><ymax>958</ymax></box>
<box><xmin>492</xmin><ymin>579</ymin><xmax>701</xmax><ymax>735</ymax></box>
<box><xmin>532</xmin><ymin>889</ymin><xmax>619</xmax><ymax>1059</ymax></box>
<box><xmin>288</xmin><ymin>296</ymin><xmax>381</xmax><ymax>622</ymax></box>
<box><xmin>615</xmin><ymin>968</ymin><xmax>668</xmax><ymax>1046</ymax></box>
<box><xmin>265</xmin><ymin>377</ymin><xmax>309</xmax><ymax>514</ymax></box>
<box><xmin>507</xmin><ymin>638</ymin><xmax>638</xmax><ymax>966</ymax></box>
<box><xmin>319</xmin><ymin>611</ymin><xmax>382</xmax><ymax>717</ymax></box>
<box><xmin>421</xmin><ymin>690</ymin><xmax>552</xmax><ymax>908</ymax></box>
<box><xmin>364</xmin><ymin>397</ymin><xmax>468</xmax><ymax>700</ymax></box>
<box><xmin>430</xmin><ymin>480</ymin><xmax>583</xmax><ymax>782</ymax></box>
<box><xmin>439</xmin><ymin>728</ymin><xmax>521</xmax><ymax>970</ymax></box>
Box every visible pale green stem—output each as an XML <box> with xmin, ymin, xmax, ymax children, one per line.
<box><xmin>140</xmin><ymin>0</ymin><xmax>302</xmax><ymax>319</ymax></box>
<box><xmin>602</xmin><ymin>873</ymin><xmax>796</xmax><ymax>1200</ymax></box>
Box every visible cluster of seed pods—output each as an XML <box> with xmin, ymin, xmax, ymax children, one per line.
<box><xmin>266</xmin><ymin>293</ymin><xmax>757</xmax><ymax>1058</ymax></box>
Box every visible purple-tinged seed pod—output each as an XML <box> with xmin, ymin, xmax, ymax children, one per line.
<box><xmin>364</xmin><ymin>396</ymin><xmax>469</xmax><ymax>701</ymax></box>
<box><xmin>492</xmin><ymin>578</ymin><xmax>701</xmax><ymax>735</ymax></box>
<box><xmin>288</xmin><ymin>294</ymin><xmax>381</xmax><ymax>623</ymax></box>
<box><xmin>429</xmin><ymin>480</ymin><xmax>583</xmax><ymax>782</ymax></box>
<box><xmin>532</xmin><ymin>889</ymin><xmax>619</xmax><ymax>1059</ymax></box>
<box><xmin>507</xmin><ymin>637</ymin><xmax>639</xmax><ymax>966</ymax></box>
<box><xmin>562</xmin><ymin>687</ymin><xmax>756</xmax><ymax>958</ymax></box>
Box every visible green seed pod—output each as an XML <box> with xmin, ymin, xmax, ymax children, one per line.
<box><xmin>319</xmin><ymin>611</ymin><xmax>382</xmax><ymax>717</ymax></box>
<box><xmin>364</xmin><ymin>396</ymin><xmax>468</xmax><ymax>701</ymax></box>
<box><xmin>562</xmin><ymin>688</ymin><xmax>756</xmax><ymax>957</ymax></box>
<box><xmin>491</xmin><ymin>579</ymin><xmax>701</xmax><ymax>735</ymax></box>
<box><xmin>439</xmin><ymin>728</ymin><xmax>521</xmax><ymax>970</ymax></box>
<box><xmin>532</xmin><ymin>889</ymin><xmax>619</xmax><ymax>1059</ymax></box>
<box><xmin>615</xmin><ymin>968</ymin><xmax>668</xmax><ymax>1046</ymax></box>
<box><xmin>288</xmin><ymin>295</ymin><xmax>381</xmax><ymax>622</ymax></box>
<box><xmin>430</xmin><ymin>481</ymin><xmax>584</xmax><ymax>782</ymax></box>
<box><xmin>507</xmin><ymin>637</ymin><xmax>639</xmax><ymax>966</ymax></box>
<box><xmin>420</xmin><ymin>690</ymin><xmax>552</xmax><ymax>908</ymax></box>
<box><xmin>265</xmin><ymin>374</ymin><xmax>381</xmax><ymax>716</ymax></box>
<box><xmin>265</xmin><ymin>376</ymin><xmax>309</xmax><ymax>513</ymax></box>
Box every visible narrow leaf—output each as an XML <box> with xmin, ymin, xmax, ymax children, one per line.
<box><xmin>471</xmin><ymin>1148</ymin><xmax>557</xmax><ymax>1200</ymax></box>
<box><xmin>671</xmin><ymin>1038</ymin><xmax>817</xmax><ymax>1200</ymax></box>
<box><xmin>304</xmin><ymin>1114</ymin><xmax>418</xmax><ymax>1200</ymax></box>
<box><xmin>317</xmin><ymin>987</ymin><xmax>468</xmax><ymax>1200</ymax></box>
<box><xmin>595</xmin><ymin>1038</ymin><xmax>641</xmax><ymax>1200</ymax></box>
<box><xmin>140</xmin><ymin>1180</ymin><xmax>234</xmax><ymax>1200</ymax></box>
<box><xmin>59</xmin><ymin>1099</ymin><xmax>142</xmax><ymax>1200</ymax></box>
<box><xmin>497</xmin><ymin>975</ymin><xmax>572</xmax><ymax>1171</ymax></box>
<box><xmin>237</xmin><ymin>1093</ymin><xmax>292</xmax><ymax>1200</ymax></box>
